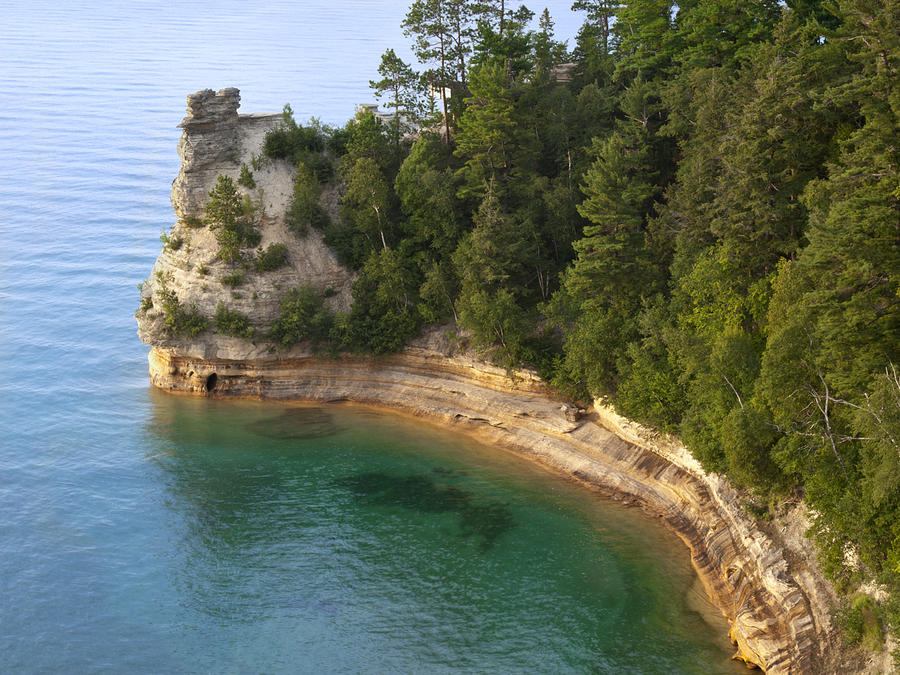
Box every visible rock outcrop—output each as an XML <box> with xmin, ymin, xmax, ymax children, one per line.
<box><xmin>137</xmin><ymin>88</ymin><xmax>354</xmax><ymax>353</ymax></box>
<box><xmin>144</xmin><ymin>337</ymin><xmax>843</xmax><ymax>673</ymax></box>
<box><xmin>137</xmin><ymin>89</ymin><xmax>846</xmax><ymax>674</ymax></box>
<box><xmin>171</xmin><ymin>87</ymin><xmax>245</xmax><ymax>219</ymax></box>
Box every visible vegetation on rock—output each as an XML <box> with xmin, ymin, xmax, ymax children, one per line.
<box><xmin>171</xmin><ymin>0</ymin><xmax>897</xmax><ymax>654</ymax></box>
<box><xmin>285</xmin><ymin>162</ymin><xmax>328</xmax><ymax>236</ymax></box>
<box><xmin>264</xmin><ymin>0</ymin><xmax>900</xmax><ymax>655</ymax></box>
<box><xmin>214</xmin><ymin>302</ymin><xmax>254</xmax><ymax>339</ymax></box>
<box><xmin>268</xmin><ymin>285</ymin><xmax>335</xmax><ymax>349</ymax></box>
<box><xmin>253</xmin><ymin>243</ymin><xmax>289</xmax><ymax>272</ymax></box>
<box><xmin>204</xmin><ymin>174</ymin><xmax>261</xmax><ymax>263</ymax></box>
<box><xmin>153</xmin><ymin>271</ymin><xmax>206</xmax><ymax>337</ymax></box>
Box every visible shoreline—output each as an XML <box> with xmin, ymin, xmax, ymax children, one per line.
<box><xmin>146</xmin><ymin>343</ymin><xmax>843</xmax><ymax>673</ymax></box>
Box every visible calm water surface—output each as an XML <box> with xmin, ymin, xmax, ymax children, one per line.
<box><xmin>1</xmin><ymin>1</ymin><xmax>744</xmax><ymax>671</ymax></box>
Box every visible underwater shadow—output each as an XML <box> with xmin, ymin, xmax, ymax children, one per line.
<box><xmin>334</xmin><ymin>469</ymin><xmax>515</xmax><ymax>550</ymax></box>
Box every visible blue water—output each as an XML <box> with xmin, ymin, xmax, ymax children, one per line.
<box><xmin>0</xmin><ymin>1</ymin><xmax>743</xmax><ymax>672</ymax></box>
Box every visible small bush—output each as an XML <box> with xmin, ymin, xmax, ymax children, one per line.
<box><xmin>238</xmin><ymin>164</ymin><xmax>256</xmax><ymax>189</ymax></box>
<box><xmin>254</xmin><ymin>242</ymin><xmax>290</xmax><ymax>272</ymax></box>
<box><xmin>154</xmin><ymin>271</ymin><xmax>207</xmax><ymax>337</ymax></box>
<box><xmin>214</xmin><ymin>302</ymin><xmax>254</xmax><ymax>339</ymax></box>
<box><xmin>839</xmin><ymin>595</ymin><xmax>883</xmax><ymax>651</ymax></box>
<box><xmin>181</xmin><ymin>214</ymin><xmax>204</xmax><ymax>228</ymax></box>
<box><xmin>205</xmin><ymin>175</ymin><xmax>260</xmax><ymax>263</ymax></box>
<box><xmin>221</xmin><ymin>271</ymin><xmax>245</xmax><ymax>288</ymax></box>
<box><xmin>286</xmin><ymin>162</ymin><xmax>329</xmax><ymax>236</ymax></box>
<box><xmin>160</xmin><ymin>228</ymin><xmax>184</xmax><ymax>251</ymax></box>
<box><xmin>269</xmin><ymin>285</ymin><xmax>335</xmax><ymax>348</ymax></box>
<box><xmin>263</xmin><ymin>105</ymin><xmax>326</xmax><ymax>162</ymax></box>
<box><xmin>196</xmin><ymin>264</ymin><xmax>210</xmax><ymax>276</ymax></box>
<box><xmin>139</xmin><ymin>297</ymin><xmax>153</xmax><ymax>313</ymax></box>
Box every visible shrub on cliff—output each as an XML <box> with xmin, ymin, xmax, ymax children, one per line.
<box><xmin>220</xmin><ymin>271</ymin><xmax>244</xmax><ymax>287</ymax></box>
<box><xmin>269</xmin><ymin>285</ymin><xmax>335</xmax><ymax>349</ymax></box>
<box><xmin>214</xmin><ymin>302</ymin><xmax>254</xmax><ymax>340</ymax></box>
<box><xmin>238</xmin><ymin>163</ymin><xmax>255</xmax><ymax>188</ymax></box>
<box><xmin>253</xmin><ymin>243</ymin><xmax>289</xmax><ymax>272</ymax></box>
<box><xmin>343</xmin><ymin>247</ymin><xmax>421</xmax><ymax>354</ymax></box>
<box><xmin>285</xmin><ymin>163</ymin><xmax>328</xmax><ymax>236</ymax></box>
<box><xmin>154</xmin><ymin>271</ymin><xmax>206</xmax><ymax>338</ymax></box>
<box><xmin>205</xmin><ymin>174</ymin><xmax>260</xmax><ymax>263</ymax></box>
<box><xmin>263</xmin><ymin>105</ymin><xmax>334</xmax><ymax>180</ymax></box>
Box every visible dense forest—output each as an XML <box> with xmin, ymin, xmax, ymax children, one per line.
<box><xmin>219</xmin><ymin>0</ymin><xmax>900</xmax><ymax>654</ymax></box>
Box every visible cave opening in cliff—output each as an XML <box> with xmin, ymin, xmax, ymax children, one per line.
<box><xmin>206</xmin><ymin>373</ymin><xmax>217</xmax><ymax>392</ymax></box>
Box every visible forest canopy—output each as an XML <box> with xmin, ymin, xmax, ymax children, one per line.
<box><xmin>265</xmin><ymin>0</ymin><xmax>900</xmax><ymax>653</ymax></box>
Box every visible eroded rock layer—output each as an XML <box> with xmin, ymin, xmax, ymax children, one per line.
<box><xmin>146</xmin><ymin>343</ymin><xmax>836</xmax><ymax>674</ymax></box>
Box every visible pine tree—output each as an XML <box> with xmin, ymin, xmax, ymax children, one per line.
<box><xmin>370</xmin><ymin>48</ymin><xmax>422</xmax><ymax>153</ymax></box>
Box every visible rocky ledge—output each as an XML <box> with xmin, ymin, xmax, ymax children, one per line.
<box><xmin>138</xmin><ymin>89</ymin><xmax>845</xmax><ymax>674</ymax></box>
<box><xmin>145</xmin><ymin>333</ymin><xmax>842</xmax><ymax>674</ymax></box>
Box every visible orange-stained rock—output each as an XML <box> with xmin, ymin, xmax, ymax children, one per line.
<box><xmin>146</xmin><ymin>343</ymin><xmax>842</xmax><ymax>674</ymax></box>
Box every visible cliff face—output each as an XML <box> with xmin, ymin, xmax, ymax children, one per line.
<box><xmin>144</xmin><ymin>338</ymin><xmax>841</xmax><ymax>673</ymax></box>
<box><xmin>136</xmin><ymin>88</ymin><xmax>354</xmax><ymax>359</ymax></box>
<box><xmin>137</xmin><ymin>89</ymin><xmax>845</xmax><ymax>674</ymax></box>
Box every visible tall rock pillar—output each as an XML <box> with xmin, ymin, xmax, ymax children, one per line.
<box><xmin>170</xmin><ymin>88</ymin><xmax>242</xmax><ymax>219</ymax></box>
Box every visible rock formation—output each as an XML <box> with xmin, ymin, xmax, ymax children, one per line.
<box><xmin>137</xmin><ymin>88</ymin><xmax>354</xmax><ymax>357</ymax></box>
<box><xmin>137</xmin><ymin>89</ymin><xmax>849</xmax><ymax>674</ymax></box>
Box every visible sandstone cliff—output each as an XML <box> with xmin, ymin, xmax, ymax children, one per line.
<box><xmin>137</xmin><ymin>89</ymin><xmax>851</xmax><ymax>674</ymax></box>
<box><xmin>136</xmin><ymin>88</ymin><xmax>354</xmax><ymax>360</ymax></box>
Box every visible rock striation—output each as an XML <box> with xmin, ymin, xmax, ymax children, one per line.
<box><xmin>137</xmin><ymin>89</ymin><xmax>846</xmax><ymax>674</ymax></box>
<box><xmin>144</xmin><ymin>336</ymin><xmax>842</xmax><ymax>673</ymax></box>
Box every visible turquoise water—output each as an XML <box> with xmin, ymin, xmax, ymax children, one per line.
<box><xmin>1</xmin><ymin>1</ymin><xmax>743</xmax><ymax>671</ymax></box>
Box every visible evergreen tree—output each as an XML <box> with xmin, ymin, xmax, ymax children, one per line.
<box><xmin>346</xmin><ymin>247</ymin><xmax>422</xmax><ymax>353</ymax></box>
<box><xmin>341</xmin><ymin>157</ymin><xmax>393</xmax><ymax>254</ymax></box>
<box><xmin>396</xmin><ymin>135</ymin><xmax>464</xmax><ymax>257</ymax></box>
<box><xmin>370</xmin><ymin>48</ymin><xmax>423</xmax><ymax>153</ymax></box>
<box><xmin>205</xmin><ymin>174</ymin><xmax>258</xmax><ymax>264</ymax></box>
<box><xmin>554</xmin><ymin>77</ymin><xmax>666</xmax><ymax>393</ymax></box>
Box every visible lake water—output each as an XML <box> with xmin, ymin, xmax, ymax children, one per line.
<box><xmin>0</xmin><ymin>1</ymin><xmax>743</xmax><ymax>671</ymax></box>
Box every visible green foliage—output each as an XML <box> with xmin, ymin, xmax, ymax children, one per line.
<box><xmin>255</xmin><ymin>2</ymin><xmax>900</xmax><ymax>648</ymax></box>
<box><xmin>453</xmin><ymin>62</ymin><xmax>530</xmax><ymax>199</ymax></box>
<box><xmin>159</xmin><ymin>227</ymin><xmax>184</xmax><ymax>252</ymax></box>
<box><xmin>839</xmin><ymin>595</ymin><xmax>884</xmax><ymax>651</ymax></box>
<box><xmin>220</xmin><ymin>271</ymin><xmax>245</xmax><ymax>288</ymax></box>
<box><xmin>153</xmin><ymin>271</ymin><xmax>206</xmax><ymax>337</ymax></box>
<box><xmin>181</xmin><ymin>214</ymin><xmax>204</xmax><ymax>228</ymax></box>
<box><xmin>263</xmin><ymin>104</ymin><xmax>333</xmax><ymax>181</ymax></box>
<box><xmin>253</xmin><ymin>243</ymin><xmax>289</xmax><ymax>272</ymax></box>
<box><xmin>457</xmin><ymin>287</ymin><xmax>526</xmax><ymax>366</ymax></box>
<box><xmin>214</xmin><ymin>302</ymin><xmax>254</xmax><ymax>339</ymax></box>
<box><xmin>396</xmin><ymin>136</ymin><xmax>463</xmax><ymax>257</ymax></box>
<box><xmin>339</xmin><ymin>156</ymin><xmax>393</xmax><ymax>263</ymax></box>
<box><xmin>345</xmin><ymin>247</ymin><xmax>421</xmax><ymax>354</ymax></box>
<box><xmin>269</xmin><ymin>285</ymin><xmax>335</xmax><ymax>349</ymax></box>
<box><xmin>238</xmin><ymin>163</ymin><xmax>256</xmax><ymax>188</ymax></box>
<box><xmin>418</xmin><ymin>260</ymin><xmax>459</xmax><ymax>324</ymax></box>
<box><xmin>286</xmin><ymin>162</ymin><xmax>328</xmax><ymax>236</ymax></box>
<box><xmin>204</xmin><ymin>174</ymin><xmax>260</xmax><ymax>263</ymax></box>
<box><xmin>343</xmin><ymin>110</ymin><xmax>391</xmax><ymax>168</ymax></box>
<box><xmin>370</xmin><ymin>48</ymin><xmax>423</xmax><ymax>152</ymax></box>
